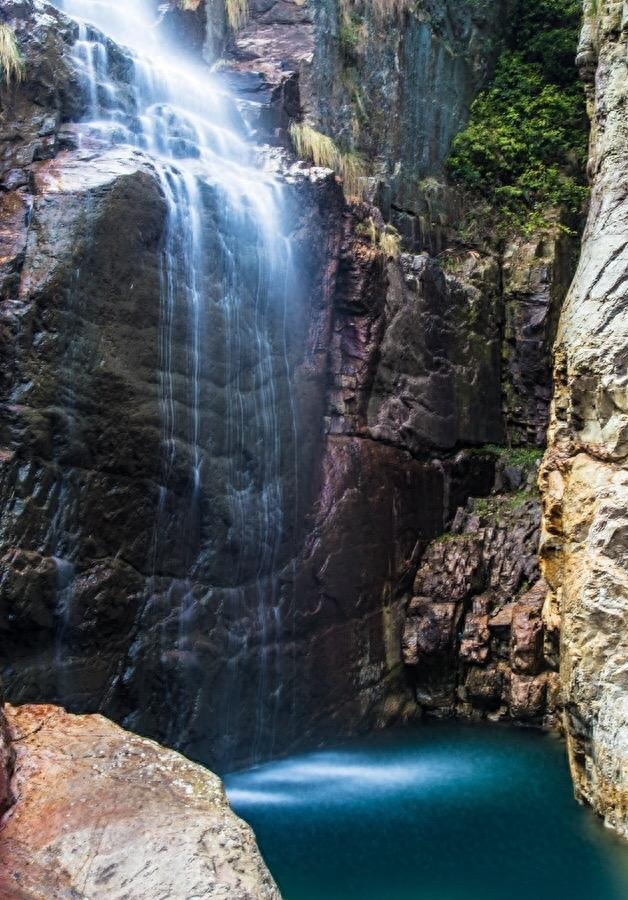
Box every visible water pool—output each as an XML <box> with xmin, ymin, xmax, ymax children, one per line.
<box><xmin>225</xmin><ymin>723</ymin><xmax>628</xmax><ymax>900</ymax></box>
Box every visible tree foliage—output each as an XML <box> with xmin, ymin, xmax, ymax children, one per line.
<box><xmin>447</xmin><ymin>0</ymin><xmax>588</xmax><ymax>235</ymax></box>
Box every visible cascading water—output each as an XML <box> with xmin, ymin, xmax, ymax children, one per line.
<box><xmin>49</xmin><ymin>0</ymin><xmax>300</xmax><ymax>765</ymax></box>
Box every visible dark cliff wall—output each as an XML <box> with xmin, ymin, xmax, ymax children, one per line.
<box><xmin>229</xmin><ymin>0</ymin><xmax>514</xmax><ymax>248</ymax></box>
<box><xmin>0</xmin><ymin>0</ymin><xmax>581</xmax><ymax>770</ymax></box>
<box><xmin>223</xmin><ymin>0</ymin><xmax>583</xmax><ymax>736</ymax></box>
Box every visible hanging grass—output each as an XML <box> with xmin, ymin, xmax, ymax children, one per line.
<box><xmin>356</xmin><ymin>217</ymin><xmax>402</xmax><ymax>259</ymax></box>
<box><xmin>337</xmin><ymin>150</ymin><xmax>367</xmax><ymax>198</ymax></box>
<box><xmin>378</xmin><ymin>224</ymin><xmax>401</xmax><ymax>259</ymax></box>
<box><xmin>224</xmin><ymin>0</ymin><xmax>248</xmax><ymax>31</ymax></box>
<box><xmin>289</xmin><ymin>122</ymin><xmax>368</xmax><ymax>198</ymax></box>
<box><xmin>0</xmin><ymin>25</ymin><xmax>24</xmax><ymax>86</ymax></box>
<box><xmin>289</xmin><ymin>122</ymin><xmax>338</xmax><ymax>170</ymax></box>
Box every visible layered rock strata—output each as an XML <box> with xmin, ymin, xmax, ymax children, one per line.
<box><xmin>540</xmin><ymin>0</ymin><xmax>628</xmax><ymax>838</ymax></box>
<box><xmin>0</xmin><ymin>704</ymin><xmax>280</xmax><ymax>899</ymax></box>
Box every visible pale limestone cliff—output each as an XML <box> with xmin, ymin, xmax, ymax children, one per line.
<box><xmin>540</xmin><ymin>0</ymin><xmax>628</xmax><ymax>838</ymax></box>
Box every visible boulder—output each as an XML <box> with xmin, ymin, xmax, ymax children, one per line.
<box><xmin>0</xmin><ymin>704</ymin><xmax>280</xmax><ymax>899</ymax></box>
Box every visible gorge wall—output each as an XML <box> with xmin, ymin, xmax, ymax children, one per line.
<box><xmin>0</xmin><ymin>0</ymin><xmax>587</xmax><ymax>784</ymax></box>
<box><xmin>540</xmin><ymin>0</ymin><xmax>628</xmax><ymax>838</ymax></box>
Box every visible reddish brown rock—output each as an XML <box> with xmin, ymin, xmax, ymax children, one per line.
<box><xmin>413</xmin><ymin>534</ymin><xmax>485</xmax><ymax>605</ymax></box>
<box><xmin>511</xmin><ymin>585</ymin><xmax>546</xmax><ymax>675</ymax></box>
<box><xmin>403</xmin><ymin>599</ymin><xmax>462</xmax><ymax>666</ymax></box>
<box><xmin>0</xmin><ymin>705</ymin><xmax>280</xmax><ymax>899</ymax></box>
<box><xmin>459</xmin><ymin>612</ymin><xmax>490</xmax><ymax>665</ymax></box>
<box><xmin>509</xmin><ymin>674</ymin><xmax>547</xmax><ymax>720</ymax></box>
<box><xmin>403</xmin><ymin>459</ymin><xmax>558</xmax><ymax>727</ymax></box>
<box><xmin>465</xmin><ymin>665</ymin><xmax>506</xmax><ymax>709</ymax></box>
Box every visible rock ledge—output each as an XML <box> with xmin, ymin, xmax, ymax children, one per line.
<box><xmin>0</xmin><ymin>704</ymin><xmax>280</xmax><ymax>899</ymax></box>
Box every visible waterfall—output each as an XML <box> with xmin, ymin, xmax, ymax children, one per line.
<box><xmin>51</xmin><ymin>0</ymin><xmax>298</xmax><ymax>765</ymax></box>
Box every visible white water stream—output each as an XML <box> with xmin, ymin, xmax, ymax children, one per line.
<box><xmin>51</xmin><ymin>0</ymin><xmax>297</xmax><ymax>761</ymax></box>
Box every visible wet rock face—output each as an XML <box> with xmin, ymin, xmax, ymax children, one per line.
<box><xmin>0</xmin><ymin>0</ymin><xmax>574</xmax><ymax>777</ymax></box>
<box><xmin>0</xmin><ymin>130</ymin><xmax>346</xmax><ymax>767</ymax></box>
<box><xmin>404</xmin><ymin>458</ymin><xmax>559</xmax><ymax>725</ymax></box>
<box><xmin>0</xmin><ymin>704</ymin><xmax>280</xmax><ymax>899</ymax></box>
<box><xmin>501</xmin><ymin>232</ymin><xmax>580</xmax><ymax>447</ymax></box>
<box><xmin>539</xmin><ymin>0</ymin><xmax>628</xmax><ymax>838</ymax></box>
<box><xmin>227</xmin><ymin>0</ymin><xmax>513</xmax><ymax>248</ymax></box>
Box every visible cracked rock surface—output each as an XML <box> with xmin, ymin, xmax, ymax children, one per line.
<box><xmin>0</xmin><ymin>704</ymin><xmax>280</xmax><ymax>899</ymax></box>
<box><xmin>540</xmin><ymin>0</ymin><xmax>628</xmax><ymax>839</ymax></box>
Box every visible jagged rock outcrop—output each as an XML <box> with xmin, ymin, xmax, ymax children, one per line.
<box><xmin>540</xmin><ymin>0</ymin><xmax>628</xmax><ymax>839</ymax></box>
<box><xmin>0</xmin><ymin>704</ymin><xmax>280</xmax><ymax>898</ymax></box>
<box><xmin>404</xmin><ymin>453</ymin><xmax>559</xmax><ymax>724</ymax></box>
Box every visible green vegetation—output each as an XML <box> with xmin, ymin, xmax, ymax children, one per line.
<box><xmin>0</xmin><ymin>25</ymin><xmax>23</xmax><ymax>86</ymax></box>
<box><xmin>472</xmin><ymin>444</ymin><xmax>543</xmax><ymax>469</ymax></box>
<box><xmin>471</xmin><ymin>487</ymin><xmax>533</xmax><ymax>519</ymax></box>
<box><xmin>338</xmin><ymin>10</ymin><xmax>363</xmax><ymax>60</ymax></box>
<box><xmin>447</xmin><ymin>0</ymin><xmax>588</xmax><ymax>236</ymax></box>
<box><xmin>289</xmin><ymin>122</ymin><xmax>368</xmax><ymax>197</ymax></box>
<box><xmin>434</xmin><ymin>531</ymin><xmax>471</xmax><ymax>545</ymax></box>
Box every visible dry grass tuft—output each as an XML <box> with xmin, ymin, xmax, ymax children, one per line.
<box><xmin>378</xmin><ymin>225</ymin><xmax>401</xmax><ymax>259</ymax></box>
<box><xmin>337</xmin><ymin>151</ymin><xmax>367</xmax><ymax>198</ymax></box>
<box><xmin>290</xmin><ymin>122</ymin><xmax>338</xmax><ymax>170</ymax></box>
<box><xmin>0</xmin><ymin>25</ymin><xmax>23</xmax><ymax>87</ymax></box>
<box><xmin>289</xmin><ymin>122</ymin><xmax>367</xmax><ymax>198</ymax></box>
<box><xmin>356</xmin><ymin>217</ymin><xmax>402</xmax><ymax>259</ymax></box>
<box><xmin>225</xmin><ymin>0</ymin><xmax>248</xmax><ymax>31</ymax></box>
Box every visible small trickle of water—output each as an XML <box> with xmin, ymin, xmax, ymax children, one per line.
<box><xmin>52</xmin><ymin>555</ymin><xmax>76</xmax><ymax>697</ymax></box>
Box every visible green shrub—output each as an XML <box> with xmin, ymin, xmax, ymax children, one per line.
<box><xmin>447</xmin><ymin>0</ymin><xmax>588</xmax><ymax>236</ymax></box>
